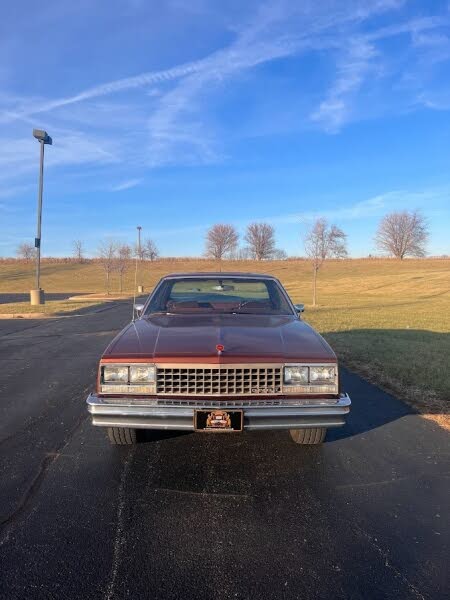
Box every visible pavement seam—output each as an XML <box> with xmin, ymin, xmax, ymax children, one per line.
<box><xmin>104</xmin><ymin>447</ymin><xmax>135</xmax><ymax>600</ymax></box>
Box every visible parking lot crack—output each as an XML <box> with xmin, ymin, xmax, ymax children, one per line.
<box><xmin>352</xmin><ymin>523</ymin><xmax>426</xmax><ymax>600</ymax></box>
<box><xmin>0</xmin><ymin>411</ymin><xmax>88</xmax><ymax>545</ymax></box>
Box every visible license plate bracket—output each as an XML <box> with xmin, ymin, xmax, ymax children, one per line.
<box><xmin>194</xmin><ymin>409</ymin><xmax>243</xmax><ymax>432</ymax></box>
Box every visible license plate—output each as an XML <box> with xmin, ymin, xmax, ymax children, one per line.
<box><xmin>194</xmin><ymin>409</ymin><xmax>243</xmax><ymax>432</ymax></box>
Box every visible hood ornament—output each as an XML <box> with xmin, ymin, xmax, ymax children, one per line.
<box><xmin>216</xmin><ymin>344</ymin><xmax>224</xmax><ymax>356</ymax></box>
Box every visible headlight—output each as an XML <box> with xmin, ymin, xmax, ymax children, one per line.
<box><xmin>284</xmin><ymin>366</ymin><xmax>308</xmax><ymax>384</ymax></box>
<box><xmin>310</xmin><ymin>366</ymin><xmax>335</xmax><ymax>382</ymax></box>
<box><xmin>130</xmin><ymin>365</ymin><xmax>156</xmax><ymax>383</ymax></box>
<box><xmin>103</xmin><ymin>365</ymin><xmax>128</xmax><ymax>382</ymax></box>
<box><xmin>100</xmin><ymin>363</ymin><xmax>157</xmax><ymax>395</ymax></box>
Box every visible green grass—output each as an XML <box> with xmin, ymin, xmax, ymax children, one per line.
<box><xmin>1</xmin><ymin>258</ymin><xmax>449</xmax><ymax>416</ymax></box>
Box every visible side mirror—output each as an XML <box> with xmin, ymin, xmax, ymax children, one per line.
<box><xmin>134</xmin><ymin>303</ymin><xmax>144</xmax><ymax>317</ymax></box>
<box><xmin>294</xmin><ymin>303</ymin><xmax>305</xmax><ymax>314</ymax></box>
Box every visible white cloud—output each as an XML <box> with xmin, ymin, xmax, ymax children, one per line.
<box><xmin>310</xmin><ymin>38</ymin><xmax>377</xmax><ymax>132</ymax></box>
<box><xmin>261</xmin><ymin>187</ymin><xmax>450</xmax><ymax>225</ymax></box>
<box><xmin>0</xmin><ymin>184</ymin><xmax>32</xmax><ymax>199</ymax></box>
<box><xmin>0</xmin><ymin>61</ymin><xmax>206</xmax><ymax>124</ymax></box>
<box><xmin>311</xmin><ymin>15</ymin><xmax>450</xmax><ymax>132</ymax></box>
<box><xmin>0</xmin><ymin>130</ymin><xmax>118</xmax><ymax>187</ymax></box>
<box><xmin>264</xmin><ymin>195</ymin><xmax>387</xmax><ymax>225</ymax></box>
<box><xmin>144</xmin><ymin>0</ymin><xmax>410</xmax><ymax>163</ymax></box>
<box><xmin>0</xmin><ymin>0</ymin><xmax>448</xmax><ymax>186</ymax></box>
<box><xmin>110</xmin><ymin>178</ymin><xmax>143</xmax><ymax>192</ymax></box>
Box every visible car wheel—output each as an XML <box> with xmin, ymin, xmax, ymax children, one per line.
<box><xmin>107</xmin><ymin>427</ymin><xmax>137</xmax><ymax>445</ymax></box>
<box><xmin>289</xmin><ymin>427</ymin><xmax>326</xmax><ymax>445</ymax></box>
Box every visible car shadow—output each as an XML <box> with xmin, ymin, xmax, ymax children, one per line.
<box><xmin>324</xmin><ymin>327</ymin><xmax>449</xmax><ymax>439</ymax></box>
<box><xmin>135</xmin><ymin>366</ymin><xmax>415</xmax><ymax>446</ymax></box>
<box><xmin>138</xmin><ymin>429</ymin><xmax>191</xmax><ymax>443</ymax></box>
<box><xmin>134</xmin><ymin>328</ymin><xmax>448</xmax><ymax>445</ymax></box>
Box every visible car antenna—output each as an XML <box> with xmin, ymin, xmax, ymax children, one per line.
<box><xmin>132</xmin><ymin>230</ymin><xmax>140</xmax><ymax>323</ymax></box>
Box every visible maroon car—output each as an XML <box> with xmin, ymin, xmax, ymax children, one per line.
<box><xmin>87</xmin><ymin>273</ymin><xmax>350</xmax><ymax>445</ymax></box>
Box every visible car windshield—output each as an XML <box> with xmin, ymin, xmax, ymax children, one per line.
<box><xmin>144</xmin><ymin>277</ymin><xmax>293</xmax><ymax>315</ymax></box>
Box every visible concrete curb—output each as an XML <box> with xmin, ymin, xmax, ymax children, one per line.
<box><xmin>68</xmin><ymin>294</ymin><xmax>134</xmax><ymax>301</ymax></box>
<box><xmin>0</xmin><ymin>312</ymin><xmax>48</xmax><ymax>319</ymax></box>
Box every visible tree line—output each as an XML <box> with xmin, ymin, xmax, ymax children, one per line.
<box><xmin>16</xmin><ymin>210</ymin><xmax>429</xmax><ymax>301</ymax></box>
<box><xmin>16</xmin><ymin>238</ymin><xmax>160</xmax><ymax>294</ymax></box>
<box><xmin>96</xmin><ymin>238</ymin><xmax>159</xmax><ymax>293</ymax></box>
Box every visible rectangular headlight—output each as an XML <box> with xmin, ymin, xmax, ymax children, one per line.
<box><xmin>310</xmin><ymin>366</ymin><xmax>335</xmax><ymax>382</ymax></box>
<box><xmin>103</xmin><ymin>365</ymin><xmax>128</xmax><ymax>382</ymax></box>
<box><xmin>284</xmin><ymin>366</ymin><xmax>309</xmax><ymax>384</ymax></box>
<box><xmin>129</xmin><ymin>365</ymin><xmax>156</xmax><ymax>383</ymax></box>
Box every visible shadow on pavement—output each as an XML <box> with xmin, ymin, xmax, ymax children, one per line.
<box><xmin>0</xmin><ymin>292</ymin><xmax>86</xmax><ymax>304</ymax></box>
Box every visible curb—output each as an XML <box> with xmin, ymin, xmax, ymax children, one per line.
<box><xmin>0</xmin><ymin>313</ymin><xmax>48</xmax><ymax>319</ymax></box>
<box><xmin>68</xmin><ymin>295</ymin><xmax>134</xmax><ymax>301</ymax></box>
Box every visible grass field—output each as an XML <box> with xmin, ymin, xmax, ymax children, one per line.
<box><xmin>1</xmin><ymin>258</ymin><xmax>449</xmax><ymax>423</ymax></box>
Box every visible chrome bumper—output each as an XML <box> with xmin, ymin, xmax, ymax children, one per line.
<box><xmin>86</xmin><ymin>393</ymin><xmax>351</xmax><ymax>431</ymax></box>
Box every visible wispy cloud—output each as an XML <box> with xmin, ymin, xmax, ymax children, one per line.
<box><xmin>0</xmin><ymin>0</ymin><xmax>449</xmax><ymax>192</ymax></box>
<box><xmin>0</xmin><ymin>129</ymin><xmax>119</xmax><ymax>187</ymax></box>
<box><xmin>110</xmin><ymin>178</ymin><xmax>143</xmax><ymax>192</ymax></box>
<box><xmin>310</xmin><ymin>15</ymin><xmax>450</xmax><ymax>132</ymax></box>
<box><xmin>262</xmin><ymin>195</ymin><xmax>387</xmax><ymax>225</ymax></box>
<box><xmin>0</xmin><ymin>184</ymin><xmax>33</xmax><ymax>199</ymax></box>
<box><xmin>263</xmin><ymin>186</ymin><xmax>450</xmax><ymax>225</ymax></box>
<box><xmin>144</xmin><ymin>0</ymin><xmax>410</xmax><ymax>164</ymax></box>
<box><xmin>0</xmin><ymin>61</ymin><xmax>206</xmax><ymax>124</ymax></box>
<box><xmin>310</xmin><ymin>38</ymin><xmax>377</xmax><ymax>132</ymax></box>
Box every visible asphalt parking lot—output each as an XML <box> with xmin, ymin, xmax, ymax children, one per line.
<box><xmin>0</xmin><ymin>301</ymin><xmax>448</xmax><ymax>600</ymax></box>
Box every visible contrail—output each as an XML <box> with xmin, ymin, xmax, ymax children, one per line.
<box><xmin>7</xmin><ymin>58</ymin><xmax>207</xmax><ymax>121</ymax></box>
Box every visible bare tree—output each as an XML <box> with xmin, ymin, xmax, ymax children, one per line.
<box><xmin>16</xmin><ymin>242</ymin><xmax>36</xmax><ymax>261</ymax></box>
<box><xmin>142</xmin><ymin>238</ymin><xmax>159</xmax><ymax>261</ymax></box>
<box><xmin>304</xmin><ymin>218</ymin><xmax>347</xmax><ymax>306</ymax></box>
<box><xmin>98</xmin><ymin>240</ymin><xmax>118</xmax><ymax>294</ymax></box>
<box><xmin>272</xmin><ymin>248</ymin><xmax>288</xmax><ymax>260</ymax></box>
<box><xmin>375</xmin><ymin>210</ymin><xmax>428</xmax><ymax>259</ymax></box>
<box><xmin>115</xmin><ymin>244</ymin><xmax>132</xmax><ymax>293</ymax></box>
<box><xmin>205</xmin><ymin>224</ymin><xmax>239</xmax><ymax>261</ymax></box>
<box><xmin>237</xmin><ymin>247</ymin><xmax>251</xmax><ymax>260</ymax></box>
<box><xmin>244</xmin><ymin>223</ymin><xmax>276</xmax><ymax>260</ymax></box>
<box><xmin>72</xmin><ymin>240</ymin><xmax>84</xmax><ymax>263</ymax></box>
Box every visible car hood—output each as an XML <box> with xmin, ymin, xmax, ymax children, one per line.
<box><xmin>103</xmin><ymin>314</ymin><xmax>335</xmax><ymax>363</ymax></box>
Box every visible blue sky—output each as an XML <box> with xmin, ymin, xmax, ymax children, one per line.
<box><xmin>1</xmin><ymin>0</ymin><xmax>450</xmax><ymax>257</ymax></box>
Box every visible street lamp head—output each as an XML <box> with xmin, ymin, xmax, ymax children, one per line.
<box><xmin>33</xmin><ymin>129</ymin><xmax>52</xmax><ymax>145</ymax></box>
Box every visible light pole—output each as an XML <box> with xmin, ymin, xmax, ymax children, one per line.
<box><xmin>136</xmin><ymin>226</ymin><xmax>144</xmax><ymax>293</ymax></box>
<box><xmin>137</xmin><ymin>225</ymin><xmax>142</xmax><ymax>260</ymax></box>
<box><xmin>30</xmin><ymin>129</ymin><xmax>52</xmax><ymax>306</ymax></box>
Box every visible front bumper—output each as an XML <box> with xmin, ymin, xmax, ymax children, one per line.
<box><xmin>86</xmin><ymin>394</ymin><xmax>351</xmax><ymax>431</ymax></box>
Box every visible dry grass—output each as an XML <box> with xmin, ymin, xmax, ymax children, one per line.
<box><xmin>1</xmin><ymin>258</ymin><xmax>449</xmax><ymax>426</ymax></box>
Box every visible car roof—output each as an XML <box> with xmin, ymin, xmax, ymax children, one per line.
<box><xmin>161</xmin><ymin>272</ymin><xmax>279</xmax><ymax>279</ymax></box>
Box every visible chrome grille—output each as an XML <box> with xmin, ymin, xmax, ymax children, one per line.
<box><xmin>158</xmin><ymin>398</ymin><xmax>283</xmax><ymax>407</ymax></box>
<box><xmin>156</xmin><ymin>365</ymin><xmax>283</xmax><ymax>396</ymax></box>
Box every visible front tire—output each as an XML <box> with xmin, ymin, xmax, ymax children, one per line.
<box><xmin>107</xmin><ymin>427</ymin><xmax>137</xmax><ymax>445</ymax></box>
<box><xmin>289</xmin><ymin>427</ymin><xmax>326</xmax><ymax>445</ymax></box>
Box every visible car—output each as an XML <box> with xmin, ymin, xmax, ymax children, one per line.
<box><xmin>86</xmin><ymin>273</ymin><xmax>351</xmax><ymax>445</ymax></box>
